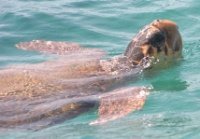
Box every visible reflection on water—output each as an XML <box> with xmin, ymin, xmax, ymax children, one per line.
<box><xmin>1</xmin><ymin>0</ymin><xmax>200</xmax><ymax>138</ymax></box>
<box><xmin>152</xmin><ymin>79</ymin><xmax>188</xmax><ymax>91</ymax></box>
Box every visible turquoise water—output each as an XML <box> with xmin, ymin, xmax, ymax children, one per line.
<box><xmin>0</xmin><ymin>0</ymin><xmax>200</xmax><ymax>138</ymax></box>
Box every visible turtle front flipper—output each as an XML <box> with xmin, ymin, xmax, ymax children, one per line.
<box><xmin>90</xmin><ymin>87</ymin><xmax>149</xmax><ymax>125</ymax></box>
<box><xmin>16</xmin><ymin>40</ymin><xmax>105</xmax><ymax>57</ymax></box>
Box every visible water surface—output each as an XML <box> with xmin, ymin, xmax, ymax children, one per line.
<box><xmin>0</xmin><ymin>0</ymin><xmax>200</xmax><ymax>138</ymax></box>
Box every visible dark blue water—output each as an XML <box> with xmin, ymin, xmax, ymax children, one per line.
<box><xmin>0</xmin><ymin>0</ymin><xmax>200</xmax><ymax>138</ymax></box>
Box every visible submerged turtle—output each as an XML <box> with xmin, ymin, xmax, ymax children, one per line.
<box><xmin>0</xmin><ymin>19</ymin><xmax>182</xmax><ymax>130</ymax></box>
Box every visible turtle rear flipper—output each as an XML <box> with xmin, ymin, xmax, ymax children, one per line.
<box><xmin>90</xmin><ymin>87</ymin><xmax>149</xmax><ymax>125</ymax></box>
<box><xmin>16</xmin><ymin>40</ymin><xmax>105</xmax><ymax>57</ymax></box>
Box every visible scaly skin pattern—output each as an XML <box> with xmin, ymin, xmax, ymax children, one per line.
<box><xmin>125</xmin><ymin>19</ymin><xmax>182</xmax><ymax>66</ymax></box>
<box><xmin>0</xmin><ymin>19</ymin><xmax>182</xmax><ymax>129</ymax></box>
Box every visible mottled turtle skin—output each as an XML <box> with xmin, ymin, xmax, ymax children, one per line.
<box><xmin>125</xmin><ymin>19</ymin><xmax>182</xmax><ymax>65</ymax></box>
<box><xmin>0</xmin><ymin>19</ymin><xmax>182</xmax><ymax>130</ymax></box>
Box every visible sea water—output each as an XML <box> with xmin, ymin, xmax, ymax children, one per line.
<box><xmin>0</xmin><ymin>0</ymin><xmax>200</xmax><ymax>138</ymax></box>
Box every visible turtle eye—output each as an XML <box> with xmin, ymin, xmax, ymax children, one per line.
<box><xmin>149</xmin><ymin>31</ymin><xmax>165</xmax><ymax>52</ymax></box>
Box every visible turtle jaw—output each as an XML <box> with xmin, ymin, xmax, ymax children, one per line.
<box><xmin>124</xmin><ymin>37</ymin><xmax>164</xmax><ymax>66</ymax></box>
<box><xmin>128</xmin><ymin>44</ymin><xmax>162</xmax><ymax>68</ymax></box>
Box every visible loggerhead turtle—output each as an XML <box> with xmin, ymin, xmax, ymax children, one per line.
<box><xmin>0</xmin><ymin>19</ymin><xmax>182</xmax><ymax>130</ymax></box>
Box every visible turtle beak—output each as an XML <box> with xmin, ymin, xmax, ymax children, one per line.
<box><xmin>141</xmin><ymin>44</ymin><xmax>159</xmax><ymax>58</ymax></box>
<box><xmin>125</xmin><ymin>44</ymin><xmax>155</xmax><ymax>65</ymax></box>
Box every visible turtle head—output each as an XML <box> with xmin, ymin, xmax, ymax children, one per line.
<box><xmin>124</xmin><ymin>19</ymin><xmax>182</xmax><ymax>68</ymax></box>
